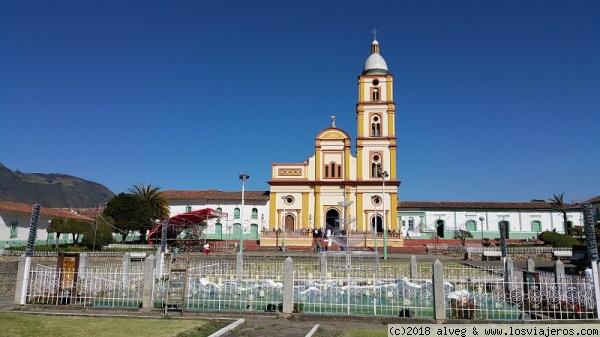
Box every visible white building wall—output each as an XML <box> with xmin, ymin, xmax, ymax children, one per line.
<box><xmin>167</xmin><ymin>200</ymin><xmax>270</xmax><ymax>234</ymax></box>
<box><xmin>1</xmin><ymin>210</ymin><xmax>53</xmax><ymax>245</ymax></box>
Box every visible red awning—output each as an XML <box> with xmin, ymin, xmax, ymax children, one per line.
<box><xmin>168</xmin><ymin>208</ymin><xmax>221</xmax><ymax>225</ymax></box>
<box><xmin>147</xmin><ymin>208</ymin><xmax>223</xmax><ymax>244</ymax></box>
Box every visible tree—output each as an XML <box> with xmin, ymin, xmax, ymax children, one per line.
<box><xmin>128</xmin><ymin>183</ymin><xmax>170</xmax><ymax>221</ymax></box>
<box><xmin>104</xmin><ymin>193</ymin><xmax>154</xmax><ymax>242</ymax></box>
<box><xmin>548</xmin><ymin>193</ymin><xmax>570</xmax><ymax>234</ymax></box>
<box><xmin>453</xmin><ymin>229</ymin><xmax>473</xmax><ymax>246</ymax></box>
<box><xmin>81</xmin><ymin>215</ymin><xmax>114</xmax><ymax>250</ymax></box>
<box><xmin>47</xmin><ymin>217</ymin><xmax>90</xmax><ymax>247</ymax></box>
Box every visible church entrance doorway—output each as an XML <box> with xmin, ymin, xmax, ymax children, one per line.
<box><xmin>371</xmin><ymin>214</ymin><xmax>383</xmax><ymax>233</ymax></box>
<box><xmin>325</xmin><ymin>209</ymin><xmax>340</xmax><ymax>232</ymax></box>
<box><xmin>284</xmin><ymin>214</ymin><xmax>294</xmax><ymax>232</ymax></box>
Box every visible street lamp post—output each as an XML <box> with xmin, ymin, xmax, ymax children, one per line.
<box><xmin>479</xmin><ymin>216</ymin><xmax>485</xmax><ymax>245</ymax></box>
<box><xmin>380</xmin><ymin>169</ymin><xmax>389</xmax><ymax>260</ymax></box>
<box><xmin>281</xmin><ymin>196</ymin><xmax>287</xmax><ymax>252</ymax></box>
<box><xmin>239</xmin><ymin>173</ymin><xmax>250</xmax><ymax>253</ymax></box>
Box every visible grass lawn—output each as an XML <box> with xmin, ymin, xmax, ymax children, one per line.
<box><xmin>0</xmin><ymin>313</ymin><xmax>226</xmax><ymax>337</ymax></box>
<box><xmin>315</xmin><ymin>327</ymin><xmax>388</xmax><ymax>337</ymax></box>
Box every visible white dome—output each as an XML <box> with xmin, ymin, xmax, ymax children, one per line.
<box><xmin>363</xmin><ymin>54</ymin><xmax>388</xmax><ymax>74</ymax></box>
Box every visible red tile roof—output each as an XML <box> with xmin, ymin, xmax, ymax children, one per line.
<box><xmin>587</xmin><ymin>195</ymin><xmax>600</xmax><ymax>204</ymax></box>
<box><xmin>0</xmin><ymin>201</ymin><xmax>95</xmax><ymax>221</ymax></box>
<box><xmin>163</xmin><ymin>190</ymin><xmax>270</xmax><ymax>202</ymax></box>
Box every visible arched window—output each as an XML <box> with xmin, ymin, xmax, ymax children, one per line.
<box><xmin>371</xmin><ymin>88</ymin><xmax>380</xmax><ymax>101</ymax></box>
<box><xmin>234</xmin><ymin>208</ymin><xmax>240</xmax><ymax>219</ymax></box>
<box><xmin>371</xmin><ymin>154</ymin><xmax>382</xmax><ymax>178</ymax></box>
<box><xmin>324</xmin><ymin>161</ymin><xmax>342</xmax><ymax>178</ymax></box>
<box><xmin>465</xmin><ymin>220</ymin><xmax>477</xmax><ymax>231</ymax></box>
<box><xmin>185</xmin><ymin>205</ymin><xmax>192</xmax><ymax>212</ymax></box>
<box><xmin>371</xmin><ymin>115</ymin><xmax>381</xmax><ymax>136</ymax></box>
<box><xmin>216</xmin><ymin>207</ymin><xmax>223</xmax><ymax>222</ymax></box>
<box><xmin>251</xmin><ymin>208</ymin><xmax>258</xmax><ymax>220</ymax></box>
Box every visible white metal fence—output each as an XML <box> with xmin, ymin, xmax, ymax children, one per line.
<box><xmin>16</xmin><ymin>254</ymin><xmax>600</xmax><ymax>321</ymax></box>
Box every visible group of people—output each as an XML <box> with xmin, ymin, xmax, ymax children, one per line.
<box><xmin>313</xmin><ymin>228</ymin><xmax>332</xmax><ymax>252</ymax></box>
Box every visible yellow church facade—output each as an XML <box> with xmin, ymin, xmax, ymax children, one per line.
<box><xmin>268</xmin><ymin>39</ymin><xmax>400</xmax><ymax>234</ymax></box>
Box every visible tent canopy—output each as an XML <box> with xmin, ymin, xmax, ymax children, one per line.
<box><xmin>147</xmin><ymin>208</ymin><xmax>223</xmax><ymax>244</ymax></box>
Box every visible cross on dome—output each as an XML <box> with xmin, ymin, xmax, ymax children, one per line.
<box><xmin>371</xmin><ymin>28</ymin><xmax>378</xmax><ymax>41</ymax></box>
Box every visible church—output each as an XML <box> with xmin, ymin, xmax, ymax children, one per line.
<box><xmin>0</xmin><ymin>39</ymin><xmax>592</xmax><ymax>248</ymax></box>
<box><xmin>161</xmin><ymin>38</ymin><xmax>587</xmax><ymax>245</ymax></box>
<box><xmin>268</xmin><ymin>38</ymin><xmax>399</xmax><ymax>235</ymax></box>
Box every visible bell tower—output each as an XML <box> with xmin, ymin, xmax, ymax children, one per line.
<box><xmin>355</xmin><ymin>36</ymin><xmax>400</xmax><ymax>231</ymax></box>
<box><xmin>356</xmin><ymin>38</ymin><xmax>397</xmax><ymax>181</ymax></box>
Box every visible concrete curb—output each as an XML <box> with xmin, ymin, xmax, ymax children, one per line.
<box><xmin>208</xmin><ymin>318</ymin><xmax>245</xmax><ymax>337</ymax></box>
<box><xmin>305</xmin><ymin>324</ymin><xmax>320</xmax><ymax>337</ymax></box>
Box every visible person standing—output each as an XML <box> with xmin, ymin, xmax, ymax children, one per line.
<box><xmin>584</xmin><ymin>263</ymin><xmax>594</xmax><ymax>284</ymax></box>
<box><xmin>203</xmin><ymin>242</ymin><xmax>210</xmax><ymax>255</ymax></box>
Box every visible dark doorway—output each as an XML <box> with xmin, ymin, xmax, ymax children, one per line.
<box><xmin>371</xmin><ymin>214</ymin><xmax>383</xmax><ymax>233</ymax></box>
<box><xmin>325</xmin><ymin>209</ymin><xmax>340</xmax><ymax>231</ymax></box>
<box><xmin>436</xmin><ymin>220</ymin><xmax>445</xmax><ymax>238</ymax></box>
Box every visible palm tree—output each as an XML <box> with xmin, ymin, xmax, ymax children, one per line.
<box><xmin>128</xmin><ymin>183</ymin><xmax>170</xmax><ymax>222</ymax></box>
<box><xmin>548</xmin><ymin>193</ymin><xmax>570</xmax><ymax>234</ymax></box>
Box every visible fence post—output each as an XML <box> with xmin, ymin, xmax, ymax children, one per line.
<box><xmin>236</xmin><ymin>252</ymin><xmax>243</xmax><ymax>280</ymax></box>
<box><xmin>526</xmin><ymin>258</ymin><xmax>535</xmax><ymax>272</ymax></box>
<box><xmin>410</xmin><ymin>255</ymin><xmax>417</xmax><ymax>281</ymax></box>
<box><xmin>554</xmin><ymin>259</ymin><xmax>565</xmax><ymax>284</ymax></box>
<box><xmin>320</xmin><ymin>253</ymin><xmax>327</xmax><ymax>280</ymax></box>
<box><xmin>79</xmin><ymin>253</ymin><xmax>88</xmax><ymax>273</ymax></box>
<box><xmin>123</xmin><ymin>253</ymin><xmax>131</xmax><ymax>287</ymax></box>
<box><xmin>13</xmin><ymin>255</ymin><xmax>27</xmax><ymax>306</ymax></box>
<box><xmin>432</xmin><ymin>259</ymin><xmax>445</xmax><ymax>322</ymax></box>
<box><xmin>282</xmin><ymin>257</ymin><xmax>294</xmax><ymax>316</ymax></box>
<box><xmin>142</xmin><ymin>255</ymin><xmax>156</xmax><ymax>311</ymax></box>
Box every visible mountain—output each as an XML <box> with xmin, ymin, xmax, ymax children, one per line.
<box><xmin>0</xmin><ymin>163</ymin><xmax>115</xmax><ymax>208</ymax></box>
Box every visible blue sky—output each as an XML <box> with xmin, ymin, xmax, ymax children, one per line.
<box><xmin>1</xmin><ymin>1</ymin><xmax>599</xmax><ymax>203</ymax></box>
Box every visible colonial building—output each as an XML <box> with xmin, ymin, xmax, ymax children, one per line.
<box><xmin>162</xmin><ymin>190</ymin><xmax>270</xmax><ymax>240</ymax></box>
<box><xmin>0</xmin><ymin>201</ymin><xmax>94</xmax><ymax>247</ymax></box>
<box><xmin>268</xmin><ymin>38</ymin><xmax>400</xmax><ymax>234</ymax></box>
<box><xmin>161</xmin><ymin>38</ymin><xmax>591</xmax><ymax>243</ymax></box>
<box><xmin>399</xmin><ymin>201</ymin><xmax>585</xmax><ymax>240</ymax></box>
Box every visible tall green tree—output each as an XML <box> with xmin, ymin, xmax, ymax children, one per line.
<box><xmin>104</xmin><ymin>193</ymin><xmax>154</xmax><ymax>242</ymax></box>
<box><xmin>82</xmin><ymin>215</ymin><xmax>114</xmax><ymax>250</ymax></box>
<box><xmin>128</xmin><ymin>183</ymin><xmax>170</xmax><ymax>221</ymax></box>
<box><xmin>548</xmin><ymin>193</ymin><xmax>570</xmax><ymax>234</ymax></box>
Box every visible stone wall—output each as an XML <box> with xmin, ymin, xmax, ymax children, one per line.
<box><xmin>465</xmin><ymin>252</ymin><xmax>554</xmax><ymax>261</ymax></box>
<box><xmin>0</xmin><ymin>261</ymin><xmax>18</xmax><ymax>297</ymax></box>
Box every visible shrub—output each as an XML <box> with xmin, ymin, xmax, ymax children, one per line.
<box><xmin>553</xmin><ymin>235</ymin><xmax>579</xmax><ymax>247</ymax></box>
<box><xmin>538</xmin><ymin>231</ymin><xmax>561</xmax><ymax>245</ymax></box>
